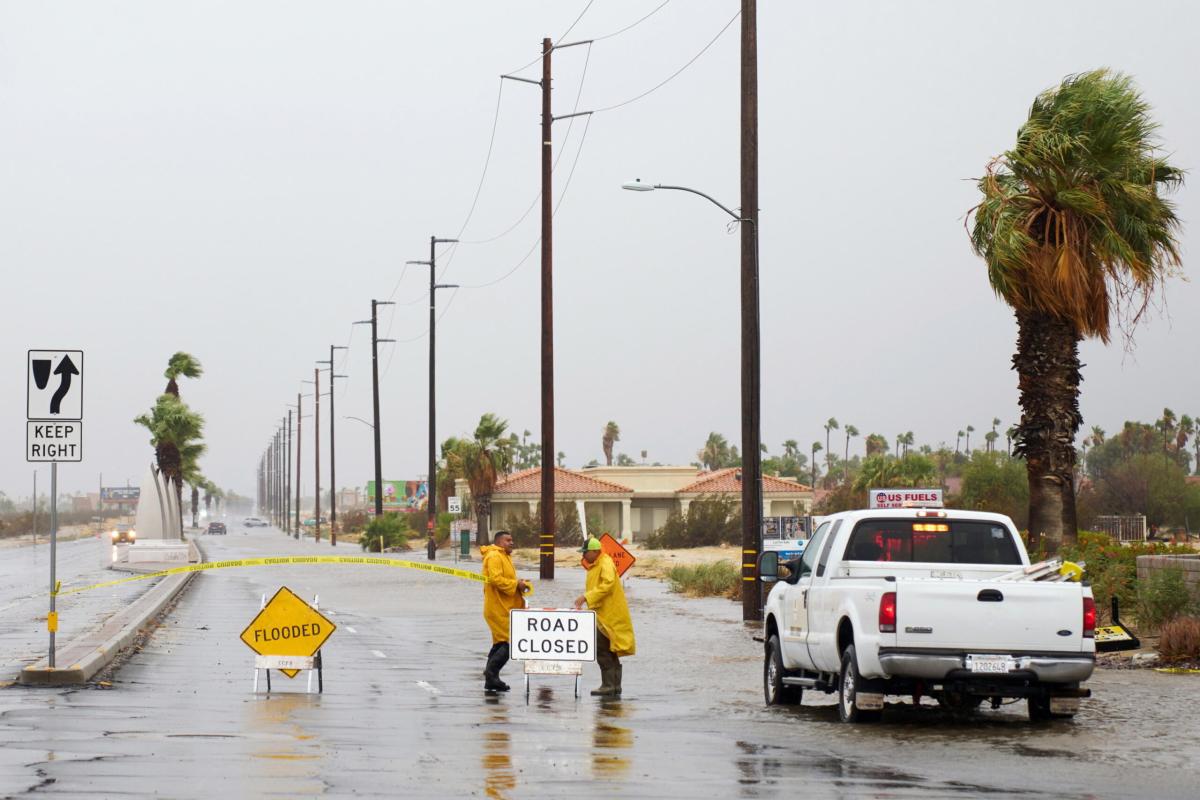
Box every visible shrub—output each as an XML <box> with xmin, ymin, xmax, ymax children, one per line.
<box><xmin>503</xmin><ymin>504</ymin><xmax>584</xmax><ymax>549</ymax></box>
<box><xmin>665</xmin><ymin>561</ymin><xmax>740</xmax><ymax>599</ymax></box>
<box><xmin>338</xmin><ymin>509</ymin><xmax>371</xmax><ymax>534</ymax></box>
<box><xmin>360</xmin><ymin>513</ymin><xmax>409</xmax><ymax>552</ymax></box>
<box><xmin>1061</xmin><ymin>531</ymin><xmax>1193</xmax><ymax>624</ymax></box>
<box><xmin>1137</xmin><ymin>567</ymin><xmax>1194</xmax><ymax>631</ymax></box>
<box><xmin>1158</xmin><ymin>617</ymin><xmax>1200</xmax><ymax>662</ymax></box>
<box><xmin>645</xmin><ymin>495</ymin><xmax>739</xmax><ymax>549</ymax></box>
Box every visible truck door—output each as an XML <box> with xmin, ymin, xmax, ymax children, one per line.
<box><xmin>803</xmin><ymin>521</ymin><xmax>843</xmax><ymax>672</ymax></box>
<box><xmin>780</xmin><ymin>522</ymin><xmax>830</xmax><ymax>668</ymax></box>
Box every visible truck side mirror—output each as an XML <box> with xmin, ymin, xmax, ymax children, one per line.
<box><xmin>758</xmin><ymin>551</ymin><xmax>779</xmax><ymax>583</ymax></box>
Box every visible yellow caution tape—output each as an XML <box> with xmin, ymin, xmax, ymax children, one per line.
<box><xmin>56</xmin><ymin>555</ymin><xmax>533</xmax><ymax>597</ymax></box>
<box><xmin>1153</xmin><ymin>666</ymin><xmax>1200</xmax><ymax>674</ymax></box>
<box><xmin>47</xmin><ymin>611</ymin><xmax>58</xmax><ymax>633</ymax></box>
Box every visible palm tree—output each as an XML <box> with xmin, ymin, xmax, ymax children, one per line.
<box><xmin>843</xmin><ymin>425</ymin><xmax>859</xmax><ymax>479</ymax></box>
<box><xmin>1006</xmin><ymin>426</ymin><xmax>1017</xmax><ymax>456</ymax></box>
<box><xmin>134</xmin><ymin>394</ymin><xmax>205</xmax><ymax>534</ymax></box>
<box><xmin>782</xmin><ymin>439</ymin><xmax>800</xmax><ymax>460</ymax></box>
<box><xmin>824</xmin><ymin>418</ymin><xmax>839</xmax><ymax>473</ymax></box>
<box><xmin>901</xmin><ymin>431</ymin><xmax>915</xmax><ymax>458</ymax></box>
<box><xmin>446</xmin><ymin>413</ymin><xmax>513</xmax><ymax>546</ymax></box>
<box><xmin>556</xmin><ymin>451</ymin><xmax>565</xmax><ymax>468</ymax></box>
<box><xmin>698</xmin><ymin>432</ymin><xmax>732</xmax><ymax>471</ymax></box>
<box><xmin>984</xmin><ymin>430</ymin><xmax>999</xmax><ymax>454</ymax></box>
<box><xmin>965</xmin><ymin>425</ymin><xmax>975</xmax><ymax>454</ymax></box>
<box><xmin>602</xmin><ymin>421</ymin><xmax>621</xmax><ymax>467</ymax></box>
<box><xmin>864</xmin><ymin>433</ymin><xmax>888</xmax><ymax>457</ymax></box>
<box><xmin>163</xmin><ymin>352</ymin><xmax>203</xmax><ymax>398</ymax></box>
<box><xmin>970</xmin><ymin>70</ymin><xmax>1183</xmax><ymax>552</ymax></box>
<box><xmin>811</xmin><ymin>442</ymin><xmax>822</xmax><ymax>488</ymax></box>
<box><xmin>990</xmin><ymin>418</ymin><xmax>1001</xmax><ymax>453</ymax></box>
<box><xmin>955</xmin><ymin>430</ymin><xmax>964</xmax><ymax>455</ymax></box>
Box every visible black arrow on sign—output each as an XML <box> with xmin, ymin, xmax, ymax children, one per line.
<box><xmin>50</xmin><ymin>355</ymin><xmax>79</xmax><ymax>414</ymax></box>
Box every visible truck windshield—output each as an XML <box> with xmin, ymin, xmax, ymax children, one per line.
<box><xmin>845</xmin><ymin>519</ymin><xmax>1021</xmax><ymax>565</ymax></box>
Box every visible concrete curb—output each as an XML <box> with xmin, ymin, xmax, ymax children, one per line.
<box><xmin>18</xmin><ymin>538</ymin><xmax>204</xmax><ymax>687</ymax></box>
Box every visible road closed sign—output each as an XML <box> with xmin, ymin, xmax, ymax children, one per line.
<box><xmin>510</xmin><ymin>609</ymin><xmax>595</xmax><ymax>662</ymax></box>
<box><xmin>240</xmin><ymin>586</ymin><xmax>336</xmax><ymax>678</ymax></box>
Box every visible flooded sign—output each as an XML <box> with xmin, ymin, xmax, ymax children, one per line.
<box><xmin>240</xmin><ymin>586</ymin><xmax>335</xmax><ymax>678</ymax></box>
<box><xmin>510</xmin><ymin>609</ymin><xmax>595</xmax><ymax>662</ymax></box>
<box><xmin>600</xmin><ymin>533</ymin><xmax>636</xmax><ymax>578</ymax></box>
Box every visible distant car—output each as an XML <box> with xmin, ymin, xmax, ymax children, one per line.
<box><xmin>243</xmin><ymin>517</ymin><xmax>269</xmax><ymax>528</ymax></box>
<box><xmin>206</xmin><ymin>522</ymin><xmax>227</xmax><ymax>535</ymax></box>
<box><xmin>302</xmin><ymin>517</ymin><xmax>329</xmax><ymax>528</ymax></box>
<box><xmin>110</xmin><ymin>524</ymin><xmax>136</xmax><ymax>544</ymax></box>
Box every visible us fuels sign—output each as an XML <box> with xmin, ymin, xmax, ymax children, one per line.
<box><xmin>240</xmin><ymin>586</ymin><xmax>335</xmax><ymax>677</ymax></box>
<box><xmin>26</xmin><ymin>350</ymin><xmax>84</xmax><ymax>462</ymax></box>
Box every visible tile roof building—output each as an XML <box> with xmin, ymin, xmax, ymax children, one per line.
<box><xmin>468</xmin><ymin>465</ymin><xmax>813</xmax><ymax>543</ymax></box>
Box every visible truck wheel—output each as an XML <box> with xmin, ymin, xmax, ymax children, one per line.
<box><xmin>838</xmin><ymin>644</ymin><xmax>881</xmax><ymax>723</ymax></box>
<box><xmin>764</xmin><ymin>635</ymin><xmax>802</xmax><ymax>706</ymax></box>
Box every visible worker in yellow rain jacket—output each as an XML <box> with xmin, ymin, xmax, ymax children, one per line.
<box><xmin>481</xmin><ymin>530</ymin><xmax>528</xmax><ymax>693</ymax></box>
<box><xmin>574</xmin><ymin>537</ymin><xmax>635</xmax><ymax>697</ymax></box>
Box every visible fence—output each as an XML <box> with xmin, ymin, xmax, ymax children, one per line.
<box><xmin>1094</xmin><ymin>515</ymin><xmax>1148</xmax><ymax>543</ymax></box>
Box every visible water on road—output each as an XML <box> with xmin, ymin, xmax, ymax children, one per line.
<box><xmin>1</xmin><ymin>521</ymin><xmax>1197</xmax><ymax>798</ymax></box>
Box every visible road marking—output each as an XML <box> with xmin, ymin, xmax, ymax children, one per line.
<box><xmin>345</xmin><ymin>626</ymin><xmax>357</xmax><ymax>634</ymax></box>
<box><xmin>371</xmin><ymin>650</ymin><xmax>387</xmax><ymax>659</ymax></box>
<box><xmin>416</xmin><ymin>681</ymin><xmax>441</xmax><ymax>695</ymax></box>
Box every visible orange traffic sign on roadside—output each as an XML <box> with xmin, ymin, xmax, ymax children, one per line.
<box><xmin>600</xmin><ymin>533</ymin><xmax>636</xmax><ymax>578</ymax></box>
<box><xmin>240</xmin><ymin>586</ymin><xmax>335</xmax><ymax>678</ymax></box>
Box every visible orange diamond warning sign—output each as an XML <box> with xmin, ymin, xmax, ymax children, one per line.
<box><xmin>240</xmin><ymin>586</ymin><xmax>335</xmax><ymax>678</ymax></box>
<box><xmin>600</xmin><ymin>533</ymin><xmax>636</xmax><ymax>578</ymax></box>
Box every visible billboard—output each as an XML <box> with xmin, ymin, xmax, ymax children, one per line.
<box><xmin>101</xmin><ymin>487</ymin><xmax>140</xmax><ymax>503</ymax></box>
<box><xmin>366</xmin><ymin>480</ymin><xmax>428</xmax><ymax>511</ymax></box>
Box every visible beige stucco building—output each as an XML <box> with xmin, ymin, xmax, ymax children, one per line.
<box><xmin>473</xmin><ymin>465</ymin><xmax>812</xmax><ymax>543</ymax></box>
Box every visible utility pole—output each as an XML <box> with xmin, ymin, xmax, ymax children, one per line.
<box><xmin>32</xmin><ymin>470</ymin><xmax>37</xmax><ymax>545</ymax></box>
<box><xmin>355</xmin><ymin>300</ymin><xmax>395</xmax><ymax>516</ymax></box>
<box><xmin>319</xmin><ymin>346</ymin><xmax>348</xmax><ymax>545</ymax></box>
<box><xmin>407</xmin><ymin>237</ymin><xmax>459</xmax><ymax>545</ymax></box>
<box><xmin>740</xmin><ymin>0</ymin><xmax>763</xmax><ymax>622</ymax></box>
<box><xmin>285</xmin><ymin>409</ymin><xmax>292</xmax><ymax>535</ymax></box>
<box><xmin>503</xmin><ymin>36</ymin><xmax>591</xmax><ymax>579</ymax></box>
<box><xmin>314</xmin><ymin>368</ymin><xmax>321</xmax><ymax>543</ymax></box>
<box><xmin>295</xmin><ymin>392</ymin><xmax>303</xmax><ymax>539</ymax></box>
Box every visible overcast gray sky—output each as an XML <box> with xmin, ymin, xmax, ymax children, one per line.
<box><xmin>2</xmin><ymin>0</ymin><xmax>1197</xmax><ymax>499</ymax></box>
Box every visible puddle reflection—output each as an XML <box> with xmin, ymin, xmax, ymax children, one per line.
<box><xmin>592</xmin><ymin>699</ymin><xmax>632</xmax><ymax>778</ymax></box>
<box><xmin>483</xmin><ymin>698</ymin><xmax>516</xmax><ymax>800</ymax></box>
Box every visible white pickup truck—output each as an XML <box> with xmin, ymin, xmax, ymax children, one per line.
<box><xmin>759</xmin><ymin>507</ymin><xmax>1095</xmax><ymax>723</ymax></box>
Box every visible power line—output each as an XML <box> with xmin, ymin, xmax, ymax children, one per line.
<box><xmin>460</xmin><ymin>113</ymin><xmax>594</xmax><ymax>290</ymax></box>
<box><xmin>593</xmin><ymin>8</ymin><xmax>739</xmax><ymax>114</ymax></box>
<box><xmin>506</xmin><ymin>0</ymin><xmax>596</xmax><ymax>75</ymax></box>
<box><xmin>593</xmin><ymin>0</ymin><xmax>671</xmax><ymax>42</ymax></box>
<box><xmin>461</xmin><ymin>43</ymin><xmax>593</xmax><ymax>246</ymax></box>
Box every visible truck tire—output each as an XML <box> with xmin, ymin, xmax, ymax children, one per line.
<box><xmin>838</xmin><ymin>644</ymin><xmax>881</xmax><ymax>723</ymax></box>
<box><xmin>764</xmin><ymin>635</ymin><xmax>802</xmax><ymax>706</ymax></box>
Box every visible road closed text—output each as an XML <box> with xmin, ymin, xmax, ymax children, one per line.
<box><xmin>510</xmin><ymin>609</ymin><xmax>596</xmax><ymax>662</ymax></box>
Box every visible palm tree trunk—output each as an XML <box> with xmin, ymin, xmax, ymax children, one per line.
<box><xmin>155</xmin><ymin>442</ymin><xmax>184</xmax><ymax>537</ymax></box>
<box><xmin>190</xmin><ymin>485</ymin><xmax>199</xmax><ymax>529</ymax></box>
<box><xmin>1014</xmin><ymin>312</ymin><xmax>1082</xmax><ymax>555</ymax></box>
<box><xmin>474</xmin><ymin>495</ymin><xmax>492</xmax><ymax>546</ymax></box>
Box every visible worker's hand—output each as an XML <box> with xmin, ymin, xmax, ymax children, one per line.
<box><xmin>573</xmin><ymin>595</ymin><xmax>586</xmax><ymax>610</ymax></box>
<box><xmin>516</xmin><ymin>579</ymin><xmax>529</xmax><ymax>593</ymax></box>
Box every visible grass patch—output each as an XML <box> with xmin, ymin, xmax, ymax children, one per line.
<box><xmin>665</xmin><ymin>560</ymin><xmax>741</xmax><ymax>600</ymax></box>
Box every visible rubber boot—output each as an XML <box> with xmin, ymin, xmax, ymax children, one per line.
<box><xmin>612</xmin><ymin>662</ymin><xmax>623</xmax><ymax>697</ymax></box>
<box><xmin>484</xmin><ymin>643</ymin><xmax>510</xmax><ymax>693</ymax></box>
<box><xmin>590</xmin><ymin>663</ymin><xmax>616</xmax><ymax>697</ymax></box>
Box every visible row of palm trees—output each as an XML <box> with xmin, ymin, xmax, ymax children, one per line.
<box><xmin>133</xmin><ymin>353</ymin><xmax>222</xmax><ymax>531</ymax></box>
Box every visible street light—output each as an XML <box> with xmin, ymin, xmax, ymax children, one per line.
<box><xmin>622</xmin><ymin>177</ymin><xmax>763</xmax><ymax>622</ymax></box>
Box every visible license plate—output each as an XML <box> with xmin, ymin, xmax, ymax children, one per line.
<box><xmin>966</xmin><ymin>655</ymin><xmax>1015</xmax><ymax>673</ymax></box>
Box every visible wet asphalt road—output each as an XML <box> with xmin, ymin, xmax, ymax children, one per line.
<box><xmin>1</xmin><ymin>520</ymin><xmax>1198</xmax><ymax>798</ymax></box>
<box><xmin>0</xmin><ymin>534</ymin><xmax>159</xmax><ymax>683</ymax></box>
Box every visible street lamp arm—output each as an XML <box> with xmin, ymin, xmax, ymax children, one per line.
<box><xmin>653</xmin><ymin>184</ymin><xmax>742</xmax><ymax>221</ymax></box>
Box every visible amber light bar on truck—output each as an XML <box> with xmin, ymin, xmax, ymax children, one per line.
<box><xmin>912</xmin><ymin>523</ymin><xmax>950</xmax><ymax>532</ymax></box>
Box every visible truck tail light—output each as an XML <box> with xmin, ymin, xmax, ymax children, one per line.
<box><xmin>879</xmin><ymin>591</ymin><xmax>897</xmax><ymax>633</ymax></box>
<box><xmin>1082</xmin><ymin>597</ymin><xmax>1096</xmax><ymax>638</ymax></box>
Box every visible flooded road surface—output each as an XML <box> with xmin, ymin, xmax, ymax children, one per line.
<box><xmin>0</xmin><ymin>522</ymin><xmax>1197</xmax><ymax>798</ymax></box>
